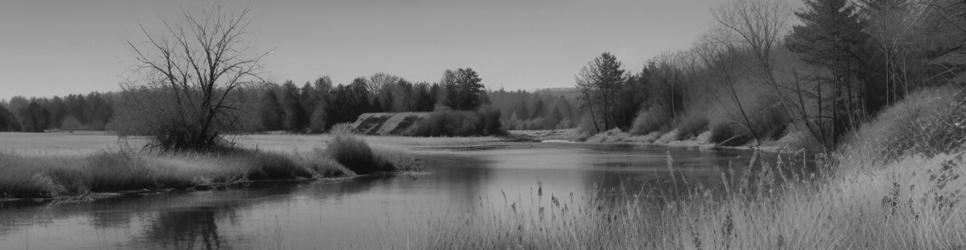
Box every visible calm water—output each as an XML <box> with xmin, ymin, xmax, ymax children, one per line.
<box><xmin>0</xmin><ymin>142</ymin><xmax>774</xmax><ymax>249</ymax></box>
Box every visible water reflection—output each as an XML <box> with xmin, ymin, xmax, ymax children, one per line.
<box><xmin>143</xmin><ymin>208</ymin><xmax>223</xmax><ymax>250</ymax></box>
<box><xmin>0</xmin><ymin>143</ymin><xmax>807</xmax><ymax>249</ymax></box>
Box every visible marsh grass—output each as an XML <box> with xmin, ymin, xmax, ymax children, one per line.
<box><xmin>373</xmin><ymin>84</ymin><xmax>966</xmax><ymax>248</ymax></box>
<box><xmin>328</xmin><ymin>125</ymin><xmax>411</xmax><ymax>175</ymax></box>
<box><xmin>367</xmin><ymin>150</ymin><xmax>966</xmax><ymax>249</ymax></box>
<box><xmin>0</xmin><ymin>131</ymin><xmax>415</xmax><ymax>199</ymax></box>
<box><xmin>371</xmin><ymin>86</ymin><xmax>966</xmax><ymax>249</ymax></box>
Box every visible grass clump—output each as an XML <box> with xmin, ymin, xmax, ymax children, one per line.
<box><xmin>0</xmin><ymin>153</ymin><xmax>87</xmax><ymax>197</ymax></box>
<box><xmin>327</xmin><ymin>125</ymin><xmax>400</xmax><ymax>175</ymax></box>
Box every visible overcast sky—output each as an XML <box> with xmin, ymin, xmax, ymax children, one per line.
<box><xmin>0</xmin><ymin>0</ymin><xmax>721</xmax><ymax>100</ymax></box>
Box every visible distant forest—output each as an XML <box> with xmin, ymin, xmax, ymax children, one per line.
<box><xmin>0</xmin><ymin>70</ymin><xmax>580</xmax><ymax>134</ymax></box>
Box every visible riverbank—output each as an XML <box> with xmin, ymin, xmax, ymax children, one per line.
<box><xmin>0</xmin><ymin>132</ymin><xmax>419</xmax><ymax>200</ymax></box>
<box><xmin>410</xmin><ymin>87</ymin><xmax>966</xmax><ymax>249</ymax></box>
<box><xmin>508</xmin><ymin>128</ymin><xmax>812</xmax><ymax>154</ymax></box>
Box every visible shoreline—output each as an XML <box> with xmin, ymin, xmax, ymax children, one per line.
<box><xmin>506</xmin><ymin>129</ymin><xmax>809</xmax><ymax>154</ymax></box>
<box><xmin>0</xmin><ymin>172</ymin><xmax>409</xmax><ymax>205</ymax></box>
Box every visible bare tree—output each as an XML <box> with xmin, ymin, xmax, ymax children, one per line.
<box><xmin>127</xmin><ymin>6</ymin><xmax>268</xmax><ymax>151</ymax></box>
<box><xmin>694</xmin><ymin>34</ymin><xmax>762</xmax><ymax>146</ymax></box>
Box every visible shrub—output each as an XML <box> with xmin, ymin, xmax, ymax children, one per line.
<box><xmin>706</xmin><ymin>93</ymin><xmax>789</xmax><ymax>146</ymax></box>
<box><xmin>630</xmin><ymin>106</ymin><xmax>670</xmax><ymax>135</ymax></box>
<box><xmin>674</xmin><ymin>111</ymin><xmax>709</xmax><ymax>139</ymax></box>
<box><xmin>61</xmin><ymin>116</ymin><xmax>83</xmax><ymax>132</ymax></box>
<box><xmin>709</xmin><ymin>121</ymin><xmax>752</xmax><ymax>146</ymax></box>
<box><xmin>479</xmin><ymin>106</ymin><xmax>503</xmax><ymax>136</ymax></box>
<box><xmin>239</xmin><ymin>150</ymin><xmax>315</xmax><ymax>180</ymax></box>
<box><xmin>407</xmin><ymin>108</ymin><xmax>503</xmax><ymax>137</ymax></box>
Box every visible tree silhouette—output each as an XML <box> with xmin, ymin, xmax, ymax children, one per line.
<box><xmin>127</xmin><ymin>6</ymin><xmax>267</xmax><ymax>150</ymax></box>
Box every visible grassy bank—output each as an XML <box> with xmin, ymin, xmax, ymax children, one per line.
<box><xmin>376</xmin><ymin>87</ymin><xmax>966</xmax><ymax>249</ymax></box>
<box><xmin>0</xmin><ymin>132</ymin><xmax>416</xmax><ymax>199</ymax></box>
<box><xmin>376</xmin><ymin>151</ymin><xmax>966</xmax><ymax>249</ymax></box>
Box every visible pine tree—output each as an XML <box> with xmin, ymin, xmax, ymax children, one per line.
<box><xmin>19</xmin><ymin>102</ymin><xmax>50</xmax><ymax>132</ymax></box>
<box><xmin>309</xmin><ymin>77</ymin><xmax>334</xmax><ymax>132</ymax></box>
<box><xmin>0</xmin><ymin>104</ymin><xmax>20</xmax><ymax>131</ymax></box>
<box><xmin>786</xmin><ymin>0</ymin><xmax>871</xmax><ymax>143</ymax></box>
<box><xmin>300</xmin><ymin>82</ymin><xmax>317</xmax><ymax>122</ymax></box>
<box><xmin>280</xmin><ymin>81</ymin><xmax>308</xmax><ymax>133</ymax></box>
<box><xmin>259</xmin><ymin>90</ymin><xmax>284</xmax><ymax>131</ymax></box>
<box><xmin>530</xmin><ymin>99</ymin><xmax>544</xmax><ymax>120</ymax></box>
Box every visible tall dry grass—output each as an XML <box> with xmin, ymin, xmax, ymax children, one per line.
<box><xmin>370</xmin><ymin>86</ymin><xmax>966</xmax><ymax>249</ymax></box>
<box><xmin>0</xmin><ymin>131</ymin><xmax>415</xmax><ymax>198</ymax></box>
<box><xmin>839</xmin><ymin>85</ymin><xmax>966</xmax><ymax>171</ymax></box>
<box><xmin>367</xmin><ymin>151</ymin><xmax>966</xmax><ymax>249</ymax></box>
<box><xmin>327</xmin><ymin>124</ymin><xmax>413</xmax><ymax>174</ymax></box>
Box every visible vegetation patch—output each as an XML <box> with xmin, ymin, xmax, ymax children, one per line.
<box><xmin>0</xmin><ymin>133</ymin><xmax>415</xmax><ymax>199</ymax></box>
<box><xmin>406</xmin><ymin>108</ymin><xmax>503</xmax><ymax>137</ymax></box>
<box><xmin>327</xmin><ymin>127</ymin><xmax>400</xmax><ymax>175</ymax></box>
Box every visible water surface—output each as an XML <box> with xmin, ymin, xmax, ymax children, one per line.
<box><xmin>0</xmin><ymin>142</ymin><xmax>773</xmax><ymax>249</ymax></box>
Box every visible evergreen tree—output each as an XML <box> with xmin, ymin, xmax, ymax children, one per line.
<box><xmin>0</xmin><ymin>104</ymin><xmax>20</xmax><ymax>131</ymax></box>
<box><xmin>786</xmin><ymin>0</ymin><xmax>871</xmax><ymax>143</ymax></box>
<box><xmin>259</xmin><ymin>89</ymin><xmax>284</xmax><ymax>131</ymax></box>
<box><xmin>309</xmin><ymin>76</ymin><xmax>334</xmax><ymax>132</ymax></box>
<box><xmin>530</xmin><ymin>99</ymin><xmax>544</xmax><ymax>120</ymax></box>
<box><xmin>280</xmin><ymin>81</ymin><xmax>308</xmax><ymax>132</ymax></box>
<box><xmin>44</xmin><ymin>97</ymin><xmax>67</xmax><ymax>128</ymax></box>
<box><xmin>19</xmin><ymin>102</ymin><xmax>50</xmax><ymax>132</ymax></box>
<box><xmin>413</xmin><ymin>82</ymin><xmax>435</xmax><ymax>112</ymax></box>
<box><xmin>576</xmin><ymin>52</ymin><xmax>626</xmax><ymax>132</ymax></box>
<box><xmin>300</xmin><ymin>82</ymin><xmax>317</xmax><ymax>122</ymax></box>
<box><xmin>65</xmin><ymin>94</ymin><xmax>88</xmax><ymax>124</ymax></box>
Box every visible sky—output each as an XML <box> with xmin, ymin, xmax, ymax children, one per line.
<box><xmin>0</xmin><ymin>0</ymin><xmax>721</xmax><ymax>100</ymax></box>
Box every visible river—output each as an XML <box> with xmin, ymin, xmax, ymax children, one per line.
<box><xmin>0</xmin><ymin>142</ymin><xmax>781</xmax><ymax>249</ymax></box>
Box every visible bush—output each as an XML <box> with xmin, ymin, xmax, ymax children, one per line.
<box><xmin>240</xmin><ymin>150</ymin><xmax>315</xmax><ymax>180</ymax></box>
<box><xmin>407</xmin><ymin>108</ymin><xmax>503</xmax><ymax>137</ymax></box>
<box><xmin>706</xmin><ymin>93</ymin><xmax>789</xmax><ymax>146</ymax></box>
<box><xmin>674</xmin><ymin>111</ymin><xmax>709</xmax><ymax>139</ymax></box>
<box><xmin>709</xmin><ymin>121</ymin><xmax>752</xmax><ymax>146</ymax></box>
<box><xmin>630</xmin><ymin>106</ymin><xmax>670</xmax><ymax>135</ymax></box>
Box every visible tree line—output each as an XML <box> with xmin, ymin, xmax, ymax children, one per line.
<box><xmin>0</xmin><ymin>69</ymin><xmax>579</xmax><ymax>135</ymax></box>
<box><xmin>575</xmin><ymin>0</ymin><xmax>966</xmax><ymax>150</ymax></box>
<box><xmin>254</xmin><ymin>68</ymin><xmax>491</xmax><ymax>133</ymax></box>
<box><xmin>489</xmin><ymin>89</ymin><xmax>580</xmax><ymax>130</ymax></box>
<box><xmin>0</xmin><ymin>93</ymin><xmax>114</xmax><ymax>132</ymax></box>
